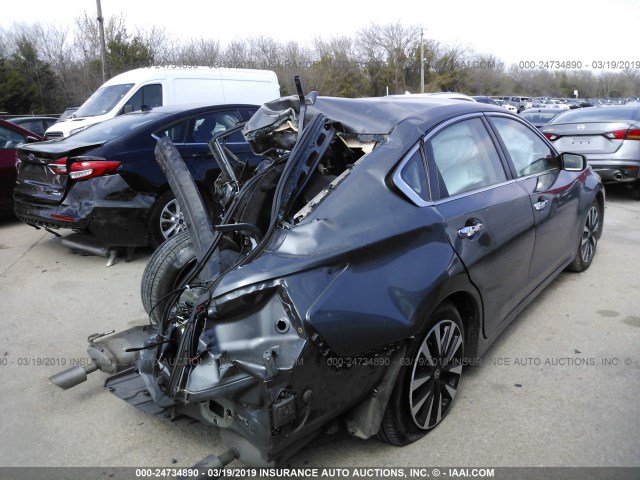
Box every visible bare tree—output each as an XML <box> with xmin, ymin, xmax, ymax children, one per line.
<box><xmin>357</xmin><ymin>22</ymin><xmax>421</xmax><ymax>95</ymax></box>
<box><xmin>223</xmin><ymin>40</ymin><xmax>250</xmax><ymax>68</ymax></box>
<box><xmin>173</xmin><ymin>38</ymin><xmax>221</xmax><ymax>67</ymax></box>
<box><xmin>306</xmin><ymin>36</ymin><xmax>367</xmax><ymax>97</ymax></box>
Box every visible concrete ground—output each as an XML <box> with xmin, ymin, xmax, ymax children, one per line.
<box><xmin>0</xmin><ymin>184</ymin><xmax>638</xmax><ymax>469</ymax></box>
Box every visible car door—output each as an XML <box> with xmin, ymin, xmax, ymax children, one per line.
<box><xmin>427</xmin><ymin>115</ymin><xmax>536</xmax><ymax>338</ymax></box>
<box><xmin>487</xmin><ymin>114</ymin><xmax>584</xmax><ymax>288</ymax></box>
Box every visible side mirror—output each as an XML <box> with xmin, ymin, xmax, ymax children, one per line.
<box><xmin>561</xmin><ymin>152</ymin><xmax>587</xmax><ymax>171</ymax></box>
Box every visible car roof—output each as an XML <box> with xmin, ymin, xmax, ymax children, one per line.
<box><xmin>8</xmin><ymin>116</ymin><xmax>58</xmax><ymax>122</ymax></box>
<box><xmin>247</xmin><ymin>95</ymin><xmax>502</xmax><ymax>138</ymax></box>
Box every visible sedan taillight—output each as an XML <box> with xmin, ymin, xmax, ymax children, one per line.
<box><xmin>48</xmin><ymin>157</ymin><xmax>121</xmax><ymax>181</ymax></box>
<box><xmin>68</xmin><ymin>160</ymin><xmax>121</xmax><ymax>180</ymax></box>
<box><xmin>47</xmin><ymin>157</ymin><xmax>69</xmax><ymax>174</ymax></box>
<box><xmin>544</xmin><ymin>133</ymin><xmax>558</xmax><ymax>141</ymax></box>
<box><xmin>605</xmin><ymin>129</ymin><xmax>640</xmax><ymax>140</ymax></box>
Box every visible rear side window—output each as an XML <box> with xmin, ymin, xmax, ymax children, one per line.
<box><xmin>392</xmin><ymin>144</ymin><xmax>430</xmax><ymax>205</ymax></box>
<box><xmin>189</xmin><ymin>111</ymin><xmax>243</xmax><ymax>143</ymax></box>
<box><xmin>427</xmin><ymin>118</ymin><xmax>507</xmax><ymax>198</ymax></box>
<box><xmin>155</xmin><ymin>119</ymin><xmax>188</xmax><ymax>143</ymax></box>
<box><xmin>154</xmin><ymin>111</ymin><xmax>245</xmax><ymax>145</ymax></box>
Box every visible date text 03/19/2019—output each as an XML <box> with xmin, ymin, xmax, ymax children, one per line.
<box><xmin>518</xmin><ymin>60</ymin><xmax>640</xmax><ymax>69</ymax></box>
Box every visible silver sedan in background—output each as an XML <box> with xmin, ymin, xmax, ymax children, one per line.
<box><xmin>543</xmin><ymin>106</ymin><xmax>640</xmax><ymax>186</ymax></box>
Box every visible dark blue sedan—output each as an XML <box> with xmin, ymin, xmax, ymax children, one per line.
<box><xmin>13</xmin><ymin>103</ymin><xmax>258</xmax><ymax>248</ymax></box>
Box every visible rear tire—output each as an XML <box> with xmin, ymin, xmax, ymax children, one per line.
<box><xmin>141</xmin><ymin>230</ymin><xmax>196</xmax><ymax>324</ymax></box>
<box><xmin>567</xmin><ymin>200</ymin><xmax>602</xmax><ymax>272</ymax></box>
<box><xmin>379</xmin><ymin>302</ymin><xmax>464</xmax><ymax>446</ymax></box>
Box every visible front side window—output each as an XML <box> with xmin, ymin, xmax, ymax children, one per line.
<box><xmin>123</xmin><ymin>84</ymin><xmax>162</xmax><ymax>113</ymax></box>
<box><xmin>426</xmin><ymin>117</ymin><xmax>507</xmax><ymax>198</ymax></box>
<box><xmin>155</xmin><ymin>119</ymin><xmax>188</xmax><ymax>143</ymax></box>
<box><xmin>490</xmin><ymin>116</ymin><xmax>557</xmax><ymax>177</ymax></box>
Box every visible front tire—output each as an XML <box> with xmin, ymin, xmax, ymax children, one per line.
<box><xmin>379</xmin><ymin>302</ymin><xmax>464</xmax><ymax>446</ymax></box>
<box><xmin>567</xmin><ymin>200</ymin><xmax>602</xmax><ymax>272</ymax></box>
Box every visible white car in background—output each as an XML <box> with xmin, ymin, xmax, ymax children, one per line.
<box><xmin>493</xmin><ymin>98</ymin><xmax>518</xmax><ymax>113</ymax></box>
<box><xmin>544</xmin><ymin>99</ymin><xmax>571</xmax><ymax>110</ymax></box>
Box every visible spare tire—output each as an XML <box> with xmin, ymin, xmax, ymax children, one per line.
<box><xmin>141</xmin><ymin>230</ymin><xmax>197</xmax><ymax>324</ymax></box>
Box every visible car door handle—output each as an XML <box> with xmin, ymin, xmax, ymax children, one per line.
<box><xmin>458</xmin><ymin>223</ymin><xmax>484</xmax><ymax>239</ymax></box>
<box><xmin>533</xmin><ymin>198</ymin><xmax>549</xmax><ymax>211</ymax></box>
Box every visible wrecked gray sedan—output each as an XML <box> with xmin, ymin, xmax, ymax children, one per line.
<box><xmin>51</xmin><ymin>90</ymin><xmax>604</xmax><ymax>467</ymax></box>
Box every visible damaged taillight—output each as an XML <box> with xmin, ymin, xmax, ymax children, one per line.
<box><xmin>48</xmin><ymin>157</ymin><xmax>121</xmax><ymax>181</ymax></box>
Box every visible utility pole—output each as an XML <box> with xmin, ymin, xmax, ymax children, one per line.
<box><xmin>96</xmin><ymin>0</ymin><xmax>108</xmax><ymax>82</ymax></box>
<box><xmin>420</xmin><ymin>28</ymin><xmax>425</xmax><ymax>93</ymax></box>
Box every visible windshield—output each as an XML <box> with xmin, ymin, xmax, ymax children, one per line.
<box><xmin>74</xmin><ymin>83</ymin><xmax>134</xmax><ymax>118</ymax></box>
<box><xmin>549</xmin><ymin>106</ymin><xmax>640</xmax><ymax>124</ymax></box>
<box><xmin>69</xmin><ymin>111</ymin><xmax>162</xmax><ymax>143</ymax></box>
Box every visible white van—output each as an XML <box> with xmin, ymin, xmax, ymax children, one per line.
<box><xmin>45</xmin><ymin>67</ymin><xmax>280</xmax><ymax>139</ymax></box>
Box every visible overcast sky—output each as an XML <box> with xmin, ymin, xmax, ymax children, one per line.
<box><xmin>3</xmin><ymin>0</ymin><xmax>639</xmax><ymax>69</ymax></box>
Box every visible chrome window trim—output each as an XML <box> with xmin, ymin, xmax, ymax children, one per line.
<box><xmin>392</xmin><ymin>112</ymin><xmax>521</xmax><ymax>207</ymax></box>
<box><xmin>392</xmin><ymin>142</ymin><xmax>433</xmax><ymax>207</ymax></box>
<box><xmin>432</xmin><ymin>178</ymin><xmax>518</xmax><ymax>206</ymax></box>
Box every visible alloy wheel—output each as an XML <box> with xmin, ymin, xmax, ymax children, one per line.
<box><xmin>409</xmin><ymin>319</ymin><xmax>463</xmax><ymax>430</ymax></box>
<box><xmin>580</xmin><ymin>205</ymin><xmax>599</xmax><ymax>264</ymax></box>
<box><xmin>159</xmin><ymin>199</ymin><xmax>187</xmax><ymax>240</ymax></box>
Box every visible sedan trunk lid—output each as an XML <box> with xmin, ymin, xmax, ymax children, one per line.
<box><xmin>14</xmin><ymin>143</ymin><xmax>104</xmax><ymax>205</ymax></box>
<box><xmin>545</xmin><ymin>121</ymin><xmax>635</xmax><ymax>154</ymax></box>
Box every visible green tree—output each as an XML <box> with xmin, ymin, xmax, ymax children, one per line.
<box><xmin>0</xmin><ymin>36</ymin><xmax>60</xmax><ymax>113</ymax></box>
<box><xmin>107</xmin><ymin>31</ymin><xmax>154</xmax><ymax>76</ymax></box>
